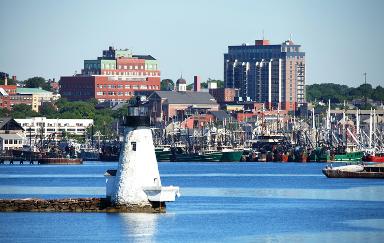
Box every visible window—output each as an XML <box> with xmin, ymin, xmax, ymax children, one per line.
<box><xmin>131</xmin><ymin>142</ymin><xmax>136</xmax><ymax>151</ymax></box>
<box><xmin>125</xmin><ymin>85</ymin><xmax>130</xmax><ymax>89</ymax></box>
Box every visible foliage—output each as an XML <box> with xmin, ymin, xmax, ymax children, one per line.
<box><xmin>25</xmin><ymin>77</ymin><xmax>51</xmax><ymax>91</ymax></box>
<box><xmin>306</xmin><ymin>83</ymin><xmax>384</xmax><ymax>103</ymax></box>
<box><xmin>160</xmin><ymin>79</ymin><xmax>174</xmax><ymax>91</ymax></box>
<box><xmin>10</xmin><ymin>104</ymin><xmax>39</xmax><ymax>118</ymax></box>
<box><xmin>186</xmin><ymin>79</ymin><xmax>225</xmax><ymax>91</ymax></box>
<box><xmin>0</xmin><ymin>78</ymin><xmax>17</xmax><ymax>85</ymax></box>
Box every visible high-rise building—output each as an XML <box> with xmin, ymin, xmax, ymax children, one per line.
<box><xmin>224</xmin><ymin>39</ymin><xmax>305</xmax><ymax>111</ymax></box>
<box><xmin>60</xmin><ymin>46</ymin><xmax>161</xmax><ymax>102</ymax></box>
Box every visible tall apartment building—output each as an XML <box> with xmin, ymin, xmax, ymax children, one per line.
<box><xmin>224</xmin><ymin>39</ymin><xmax>305</xmax><ymax>111</ymax></box>
<box><xmin>60</xmin><ymin>46</ymin><xmax>161</xmax><ymax>102</ymax></box>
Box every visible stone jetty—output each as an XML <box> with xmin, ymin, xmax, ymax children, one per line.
<box><xmin>0</xmin><ymin>198</ymin><xmax>165</xmax><ymax>213</ymax></box>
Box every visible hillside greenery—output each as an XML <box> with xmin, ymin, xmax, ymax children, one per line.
<box><xmin>306</xmin><ymin>83</ymin><xmax>384</xmax><ymax>103</ymax></box>
<box><xmin>0</xmin><ymin>98</ymin><xmax>129</xmax><ymax>139</ymax></box>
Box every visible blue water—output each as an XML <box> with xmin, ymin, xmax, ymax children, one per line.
<box><xmin>1</xmin><ymin>162</ymin><xmax>384</xmax><ymax>242</ymax></box>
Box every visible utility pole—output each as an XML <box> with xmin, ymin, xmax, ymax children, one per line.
<box><xmin>363</xmin><ymin>72</ymin><xmax>368</xmax><ymax>106</ymax></box>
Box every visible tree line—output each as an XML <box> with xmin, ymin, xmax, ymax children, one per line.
<box><xmin>306</xmin><ymin>83</ymin><xmax>384</xmax><ymax>103</ymax></box>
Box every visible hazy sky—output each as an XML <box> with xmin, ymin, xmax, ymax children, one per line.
<box><xmin>1</xmin><ymin>0</ymin><xmax>383</xmax><ymax>87</ymax></box>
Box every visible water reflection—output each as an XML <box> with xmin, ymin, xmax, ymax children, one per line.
<box><xmin>0</xmin><ymin>186</ymin><xmax>103</xmax><ymax>195</ymax></box>
<box><xmin>119</xmin><ymin>213</ymin><xmax>158</xmax><ymax>242</ymax></box>
<box><xmin>183</xmin><ymin>186</ymin><xmax>384</xmax><ymax>201</ymax></box>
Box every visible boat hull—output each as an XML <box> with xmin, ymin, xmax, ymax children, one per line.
<box><xmin>38</xmin><ymin>158</ymin><xmax>83</xmax><ymax>165</ymax></box>
<box><xmin>333</xmin><ymin>151</ymin><xmax>364</xmax><ymax>162</ymax></box>
<box><xmin>363</xmin><ymin>155</ymin><xmax>384</xmax><ymax>163</ymax></box>
<box><xmin>171</xmin><ymin>151</ymin><xmax>223</xmax><ymax>162</ymax></box>
<box><xmin>322</xmin><ymin>168</ymin><xmax>384</xmax><ymax>178</ymax></box>
<box><xmin>220</xmin><ymin>151</ymin><xmax>243</xmax><ymax>162</ymax></box>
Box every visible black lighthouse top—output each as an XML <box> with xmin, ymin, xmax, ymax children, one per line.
<box><xmin>125</xmin><ymin>96</ymin><xmax>150</xmax><ymax>127</ymax></box>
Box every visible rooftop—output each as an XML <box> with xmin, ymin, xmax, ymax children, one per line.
<box><xmin>17</xmin><ymin>88</ymin><xmax>53</xmax><ymax>95</ymax></box>
<box><xmin>151</xmin><ymin>91</ymin><xmax>217</xmax><ymax>105</ymax></box>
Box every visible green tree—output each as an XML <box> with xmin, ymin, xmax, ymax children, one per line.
<box><xmin>160</xmin><ymin>79</ymin><xmax>174</xmax><ymax>91</ymax></box>
<box><xmin>0</xmin><ymin>78</ymin><xmax>17</xmax><ymax>85</ymax></box>
<box><xmin>25</xmin><ymin>77</ymin><xmax>51</xmax><ymax>91</ymax></box>
<box><xmin>11</xmin><ymin>104</ymin><xmax>39</xmax><ymax>118</ymax></box>
<box><xmin>372</xmin><ymin>86</ymin><xmax>384</xmax><ymax>101</ymax></box>
<box><xmin>40</xmin><ymin>103</ymin><xmax>58</xmax><ymax>118</ymax></box>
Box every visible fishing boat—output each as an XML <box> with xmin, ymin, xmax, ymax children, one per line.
<box><xmin>308</xmin><ymin>147</ymin><xmax>331</xmax><ymax>162</ymax></box>
<box><xmin>155</xmin><ymin>145</ymin><xmax>172</xmax><ymax>162</ymax></box>
<box><xmin>322</xmin><ymin>164</ymin><xmax>384</xmax><ymax>178</ymax></box>
<box><xmin>363</xmin><ymin>153</ymin><xmax>384</xmax><ymax>163</ymax></box>
<box><xmin>332</xmin><ymin>151</ymin><xmax>364</xmax><ymax>162</ymax></box>
<box><xmin>170</xmin><ymin>149</ymin><xmax>223</xmax><ymax>162</ymax></box>
<box><xmin>220</xmin><ymin>148</ymin><xmax>243</xmax><ymax>162</ymax></box>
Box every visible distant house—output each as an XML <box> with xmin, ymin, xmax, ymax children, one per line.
<box><xmin>147</xmin><ymin>91</ymin><xmax>219</xmax><ymax>122</ymax></box>
<box><xmin>0</xmin><ymin>117</ymin><xmax>25</xmax><ymax>151</ymax></box>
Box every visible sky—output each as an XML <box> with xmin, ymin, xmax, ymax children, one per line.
<box><xmin>0</xmin><ymin>0</ymin><xmax>383</xmax><ymax>87</ymax></box>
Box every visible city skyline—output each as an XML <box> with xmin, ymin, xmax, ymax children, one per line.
<box><xmin>1</xmin><ymin>0</ymin><xmax>383</xmax><ymax>87</ymax></box>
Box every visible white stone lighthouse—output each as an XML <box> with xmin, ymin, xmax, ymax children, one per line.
<box><xmin>105</xmin><ymin>97</ymin><xmax>180</xmax><ymax>207</ymax></box>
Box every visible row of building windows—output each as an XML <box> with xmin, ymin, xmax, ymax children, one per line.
<box><xmin>3</xmin><ymin>139</ymin><xmax>22</xmax><ymax>144</ymax></box>
<box><xmin>102</xmin><ymin>71</ymin><xmax>159</xmax><ymax>76</ymax></box>
<box><xmin>9</xmin><ymin>97</ymin><xmax>33</xmax><ymax>100</ymax></box>
<box><xmin>97</xmin><ymin>91</ymin><xmax>134</xmax><ymax>96</ymax></box>
<box><xmin>23</xmin><ymin>123</ymin><xmax>86</xmax><ymax>127</ymax></box>
<box><xmin>96</xmin><ymin>84</ymin><xmax>159</xmax><ymax>90</ymax></box>
<box><xmin>86</xmin><ymin>64</ymin><xmax>158</xmax><ymax>70</ymax></box>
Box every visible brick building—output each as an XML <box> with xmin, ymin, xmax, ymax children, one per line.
<box><xmin>60</xmin><ymin>46</ymin><xmax>161</xmax><ymax>102</ymax></box>
<box><xmin>209</xmin><ymin>88</ymin><xmax>238</xmax><ymax>103</ymax></box>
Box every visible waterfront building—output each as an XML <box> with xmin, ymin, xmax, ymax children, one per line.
<box><xmin>147</xmin><ymin>91</ymin><xmax>219</xmax><ymax>122</ymax></box>
<box><xmin>224</xmin><ymin>39</ymin><xmax>306</xmax><ymax>111</ymax></box>
<box><xmin>0</xmin><ymin>118</ymin><xmax>25</xmax><ymax>151</ymax></box>
<box><xmin>60</xmin><ymin>46</ymin><xmax>161</xmax><ymax>102</ymax></box>
<box><xmin>15</xmin><ymin>117</ymin><xmax>93</xmax><ymax>144</ymax></box>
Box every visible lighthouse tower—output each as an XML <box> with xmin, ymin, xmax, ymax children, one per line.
<box><xmin>106</xmin><ymin>97</ymin><xmax>179</xmax><ymax>208</ymax></box>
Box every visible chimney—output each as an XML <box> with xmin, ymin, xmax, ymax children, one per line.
<box><xmin>4</xmin><ymin>77</ymin><xmax>7</xmax><ymax>86</ymax></box>
<box><xmin>12</xmin><ymin>75</ymin><xmax>16</xmax><ymax>81</ymax></box>
<box><xmin>193</xmin><ymin>76</ymin><xmax>200</xmax><ymax>92</ymax></box>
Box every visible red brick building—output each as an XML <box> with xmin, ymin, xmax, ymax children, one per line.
<box><xmin>60</xmin><ymin>47</ymin><xmax>161</xmax><ymax>102</ymax></box>
<box><xmin>0</xmin><ymin>85</ymin><xmax>34</xmax><ymax>110</ymax></box>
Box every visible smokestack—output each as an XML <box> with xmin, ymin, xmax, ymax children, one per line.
<box><xmin>4</xmin><ymin>77</ymin><xmax>7</xmax><ymax>86</ymax></box>
<box><xmin>193</xmin><ymin>76</ymin><xmax>200</xmax><ymax>92</ymax></box>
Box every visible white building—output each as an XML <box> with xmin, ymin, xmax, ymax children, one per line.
<box><xmin>15</xmin><ymin>117</ymin><xmax>93</xmax><ymax>144</ymax></box>
<box><xmin>0</xmin><ymin>118</ymin><xmax>25</xmax><ymax>151</ymax></box>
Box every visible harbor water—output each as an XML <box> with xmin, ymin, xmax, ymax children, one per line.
<box><xmin>1</xmin><ymin>162</ymin><xmax>384</xmax><ymax>242</ymax></box>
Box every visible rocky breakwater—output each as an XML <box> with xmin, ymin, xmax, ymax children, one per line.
<box><xmin>0</xmin><ymin>198</ymin><xmax>165</xmax><ymax>213</ymax></box>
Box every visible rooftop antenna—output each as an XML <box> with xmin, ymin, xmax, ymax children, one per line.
<box><xmin>289</xmin><ymin>33</ymin><xmax>293</xmax><ymax>41</ymax></box>
<box><xmin>363</xmin><ymin>72</ymin><xmax>367</xmax><ymax>85</ymax></box>
<box><xmin>262</xmin><ymin>29</ymin><xmax>265</xmax><ymax>40</ymax></box>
